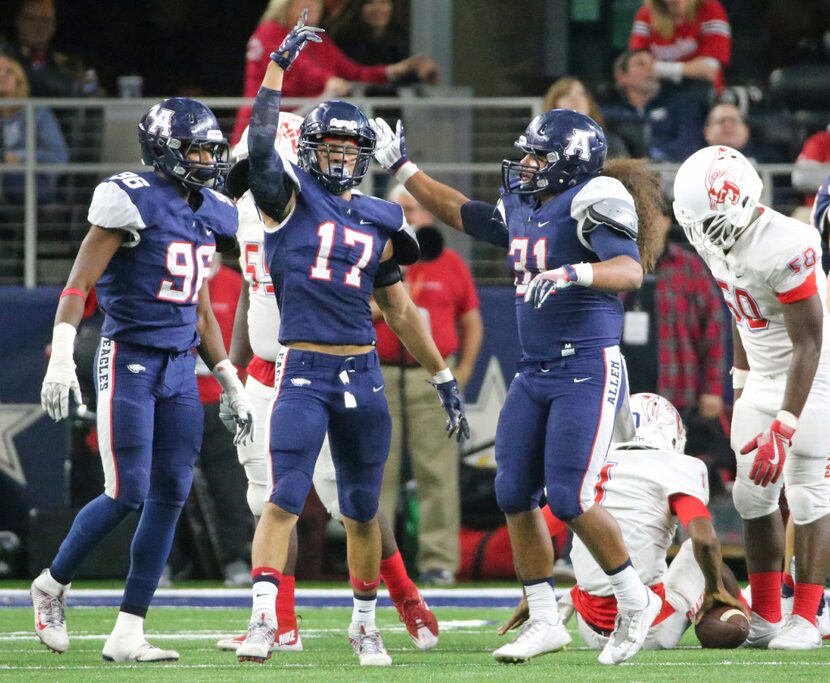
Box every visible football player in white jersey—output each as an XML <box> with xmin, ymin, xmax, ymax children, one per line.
<box><xmin>214</xmin><ymin>114</ymin><xmax>439</xmax><ymax>655</ymax></box>
<box><xmin>499</xmin><ymin>393</ymin><xmax>747</xmax><ymax>650</ymax></box>
<box><xmin>673</xmin><ymin>145</ymin><xmax>830</xmax><ymax>650</ymax></box>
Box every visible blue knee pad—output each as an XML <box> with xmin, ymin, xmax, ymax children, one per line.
<box><xmin>147</xmin><ymin>466</ymin><xmax>194</xmax><ymax>509</ymax></box>
<box><xmin>117</xmin><ymin>470</ymin><xmax>151</xmax><ymax>510</ymax></box>
<box><xmin>339</xmin><ymin>481</ymin><xmax>380</xmax><ymax>523</ymax></box>
<box><xmin>271</xmin><ymin>466</ymin><xmax>314</xmax><ymax>516</ymax></box>
<box><xmin>495</xmin><ymin>469</ymin><xmax>542</xmax><ymax>514</ymax></box>
<box><xmin>545</xmin><ymin>482</ymin><xmax>581</xmax><ymax>522</ymax></box>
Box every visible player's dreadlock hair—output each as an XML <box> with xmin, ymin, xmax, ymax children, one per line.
<box><xmin>602</xmin><ymin>158</ymin><xmax>663</xmax><ymax>273</ymax></box>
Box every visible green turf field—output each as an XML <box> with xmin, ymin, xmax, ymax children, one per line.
<box><xmin>1</xmin><ymin>606</ymin><xmax>828</xmax><ymax>682</ymax></box>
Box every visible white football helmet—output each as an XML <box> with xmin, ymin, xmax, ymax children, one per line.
<box><xmin>616</xmin><ymin>392</ymin><xmax>687</xmax><ymax>453</ymax></box>
<box><xmin>672</xmin><ymin>145</ymin><xmax>763</xmax><ymax>253</ymax></box>
<box><xmin>232</xmin><ymin>111</ymin><xmax>303</xmax><ymax>163</ymax></box>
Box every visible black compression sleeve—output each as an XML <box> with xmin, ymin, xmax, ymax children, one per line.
<box><xmin>373</xmin><ymin>258</ymin><xmax>403</xmax><ymax>288</ymax></box>
<box><xmin>460</xmin><ymin>200</ymin><xmax>510</xmax><ymax>248</ymax></box>
<box><xmin>248</xmin><ymin>87</ymin><xmax>295</xmax><ymax>220</ymax></box>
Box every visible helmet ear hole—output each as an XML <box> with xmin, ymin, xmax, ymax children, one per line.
<box><xmin>502</xmin><ymin>109</ymin><xmax>607</xmax><ymax>195</ymax></box>
<box><xmin>138</xmin><ymin>97</ymin><xmax>230</xmax><ymax>190</ymax></box>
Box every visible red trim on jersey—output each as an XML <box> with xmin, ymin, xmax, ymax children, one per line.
<box><xmin>669</xmin><ymin>493</ymin><xmax>711</xmax><ymax>527</ymax></box>
<box><xmin>571</xmin><ymin>583</ymin><xmax>675</xmax><ymax>633</ymax></box>
<box><xmin>247</xmin><ymin>354</ymin><xmax>276</xmax><ymax>388</ymax></box>
<box><xmin>777</xmin><ymin>269</ymin><xmax>818</xmax><ymax>304</ymax></box>
<box><xmin>594</xmin><ymin>462</ymin><xmax>615</xmax><ymax>504</ymax></box>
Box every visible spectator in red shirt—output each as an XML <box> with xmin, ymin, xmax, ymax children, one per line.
<box><xmin>629</xmin><ymin>0</ymin><xmax>731</xmax><ymax>90</ymax></box>
<box><xmin>375</xmin><ymin>186</ymin><xmax>483</xmax><ymax>586</ymax></box>
<box><xmin>231</xmin><ymin>0</ymin><xmax>439</xmax><ymax>143</ymax></box>
<box><xmin>192</xmin><ymin>258</ymin><xmax>253</xmax><ymax>586</ymax></box>
<box><xmin>791</xmin><ymin>125</ymin><xmax>830</xmax><ymax>200</ymax></box>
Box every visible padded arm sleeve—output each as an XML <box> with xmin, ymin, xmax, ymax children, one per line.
<box><xmin>460</xmin><ymin>200</ymin><xmax>509</xmax><ymax>248</ymax></box>
<box><xmin>669</xmin><ymin>493</ymin><xmax>711</xmax><ymax>527</ymax></box>
<box><xmin>248</xmin><ymin>87</ymin><xmax>296</xmax><ymax>221</ymax></box>
<box><xmin>374</xmin><ymin>258</ymin><xmax>403</xmax><ymax>288</ymax></box>
<box><xmin>588</xmin><ymin>224</ymin><xmax>641</xmax><ymax>263</ymax></box>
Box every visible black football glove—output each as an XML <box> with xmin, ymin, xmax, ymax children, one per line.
<box><xmin>270</xmin><ymin>8</ymin><xmax>324</xmax><ymax>71</ymax></box>
<box><xmin>431</xmin><ymin>378</ymin><xmax>471</xmax><ymax>443</ymax></box>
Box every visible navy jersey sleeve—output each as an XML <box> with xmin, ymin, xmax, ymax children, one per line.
<box><xmin>248</xmin><ymin>87</ymin><xmax>298</xmax><ymax>221</ymax></box>
<box><xmin>460</xmin><ymin>200</ymin><xmax>509</xmax><ymax>248</ymax></box>
<box><xmin>199</xmin><ymin>188</ymin><xmax>240</xmax><ymax>238</ymax></box>
<box><xmin>587</xmin><ymin>224</ymin><xmax>641</xmax><ymax>263</ymax></box>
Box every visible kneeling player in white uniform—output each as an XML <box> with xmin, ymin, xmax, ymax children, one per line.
<box><xmin>499</xmin><ymin>393</ymin><xmax>747</xmax><ymax>649</ymax></box>
<box><xmin>215</xmin><ymin>117</ymin><xmax>438</xmax><ymax>654</ymax></box>
<box><xmin>674</xmin><ymin>145</ymin><xmax>830</xmax><ymax>650</ymax></box>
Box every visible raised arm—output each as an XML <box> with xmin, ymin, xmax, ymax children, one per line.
<box><xmin>248</xmin><ymin>11</ymin><xmax>324</xmax><ymax>225</ymax></box>
<box><xmin>369</xmin><ymin>117</ymin><xmax>509</xmax><ymax>248</ymax></box>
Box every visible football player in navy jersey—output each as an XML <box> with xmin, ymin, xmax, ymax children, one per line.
<box><xmin>235</xmin><ymin>12</ymin><xmax>468</xmax><ymax>667</ymax></box>
<box><xmin>370</xmin><ymin>112</ymin><xmax>664</xmax><ymax>665</ymax></box>
<box><xmin>32</xmin><ymin>98</ymin><xmax>253</xmax><ymax>663</ymax></box>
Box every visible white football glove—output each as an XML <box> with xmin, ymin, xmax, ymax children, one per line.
<box><xmin>41</xmin><ymin>322</ymin><xmax>84</xmax><ymax>421</ymax></box>
<box><xmin>213</xmin><ymin>360</ymin><xmax>254</xmax><ymax>446</ymax></box>
<box><xmin>369</xmin><ymin>117</ymin><xmax>408</xmax><ymax>171</ymax></box>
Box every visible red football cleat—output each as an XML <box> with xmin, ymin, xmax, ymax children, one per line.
<box><xmin>394</xmin><ymin>591</ymin><xmax>439</xmax><ymax>650</ymax></box>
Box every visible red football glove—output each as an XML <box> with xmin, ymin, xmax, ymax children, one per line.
<box><xmin>740</xmin><ymin>418</ymin><xmax>795</xmax><ymax>487</ymax></box>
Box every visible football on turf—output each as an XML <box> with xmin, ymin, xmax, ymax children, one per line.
<box><xmin>695</xmin><ymin>605</ymin><xmax>750</xmax><ymax>648</ymax></box>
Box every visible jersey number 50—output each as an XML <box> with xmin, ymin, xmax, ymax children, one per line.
<box><xmin>158</xmin><ymin>242</ymin><xmax>215</xmax><ymax>303</ymax></box>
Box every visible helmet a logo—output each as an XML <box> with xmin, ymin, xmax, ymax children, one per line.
<box><xmin>147</xmin><ymin>107</ymin><xmax>174</xmax><ymax>137</ymax></box>
<box><xmin>705</xmin><ymin>149</ymin><xmax>744</xmax><ymax>211</ymax></box>
<box><xmin>563</xmin><ymin>129</ymin><xmax>592</xmax><ymax>161</ymax></box>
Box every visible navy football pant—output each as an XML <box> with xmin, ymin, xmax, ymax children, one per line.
<box><xmin>494</xmin><ymin>346</ymin><xmax>627</xmax><ymax>521</ymax></box>
<box><xmin>50</xmin><ymin>339</ymin><xmax>201</xmax><ymax>617</ymax></box>
<box><xmin>267</xmin><ymin>348</ymin><xmax>391</xmax><ymax>523</ymax></box>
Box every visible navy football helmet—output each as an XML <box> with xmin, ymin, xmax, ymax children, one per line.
<box><xmin>138</xmin><ymin>98</ymin><xmax>231</xmax><ymax>191</ymax></box>
<box><xmin>501</xmin><ymin>109</ymin><xmax>607</xmax><ymax>195</ymax></box>
<box><xmin>298</xmin><ymin>100</ymin><xmax>376</xmax><ymax>194</ymax></box>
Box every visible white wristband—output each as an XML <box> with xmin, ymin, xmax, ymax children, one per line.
<box><xmin>654</xmin><ymin>60</ymin><xmax>684</xmax><ymax>83</ymax></box>
<box><xmin>212</xmin><ymin>358</ymin><xmax>244</xmax><ymax>396</ymax></box>
<box><xmin>50</xmin><ymin>322</ymin><xmax>77</xmax><ymax>362</ymax></box>
<box><xmin>432</xmin><ymin>368</ymin><xmax>453</xmax><ymax>384</ymax></box>
<box><xmin>775</xmin><ymin>410</ymin><xmax>798</xmax><ymax>431</ymax></box>
<box><xmin>572</xmin><ymin>262</ymin><xmax>594</xmax><ymax>287</ymax></box>
<box><xmin>730</xmin><ymin>367</ymin><xmax>749</xmax><ymax>390</ymax></box>
<box><xmin>394</xmin><ymin>161</ymin><xmax>420</xmax><ymax>184</ymax></box>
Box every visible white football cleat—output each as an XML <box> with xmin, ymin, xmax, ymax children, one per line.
<box><xmin>598</xmin><ymin>590</ymin><xmax>662</xmax><ymax>665</ymax></box>
<box><xmin>237</xmin><ymin>613</ymin><xmax>277</xmax><ymax>663</ymax></box>
<box><xmin>349</xmin><ymin>623</ymin><xmax>392</xmax><ymax>666</ymax></box>
<box><xmin>102</xmin><ymin>637</ymin><xmax>179</xmax><ymax>662</ymax></box>
<box><xmin>745</xmin><ymin>611</ymin><xmax>782</xmax><ymax>648</ymax></box>
<box><xmin>768</xmin><ymin>615</ymin><xmax>821</xmax><ymax>650</ymax></box>
<box><xmin>217</xmin><ymin>628</ymin><xmax>303</xmax><ymax>652</ymax></box>
<box><xmin>818</xmin><ymin>599</ymin><xmax>830</xmax><ymax>639</ymax></box>
<box><xmin>30</xmin><ymin>570</ymin><xmax>70</xmax><ymax>654</ymax></box>
<box><xmin>492</xmin><ymin>619</ymin><xmax>571</xmax><ymax>663</ymax></box>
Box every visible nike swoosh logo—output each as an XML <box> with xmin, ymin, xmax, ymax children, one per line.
<box><xmin>254</xmin><ymin>593</ymin><xmax>270</xmax><ymax>598</ymax></box>
<box><xmin>769</xmin><ymin>441</ymin><xmax>781</xmax><ymax>465</ymax></box>
<box><xmin>573</xmin><ymin>377</ymin><xmax>592</xmax><ymax>383</ymax></box>
<box><xmin>359</xmin><ymin>219</ymin><xmax>372</xmax><ymax>225</ymax></box>
<box><xmin>538</xmin><ymin>221</ymin><xmax>550</xmax><ymax>227</ymax></box>
<box><xmin>373</xmin><ymin>385</ymin><xmax>384</xmax><ymax>392</ymax></box>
